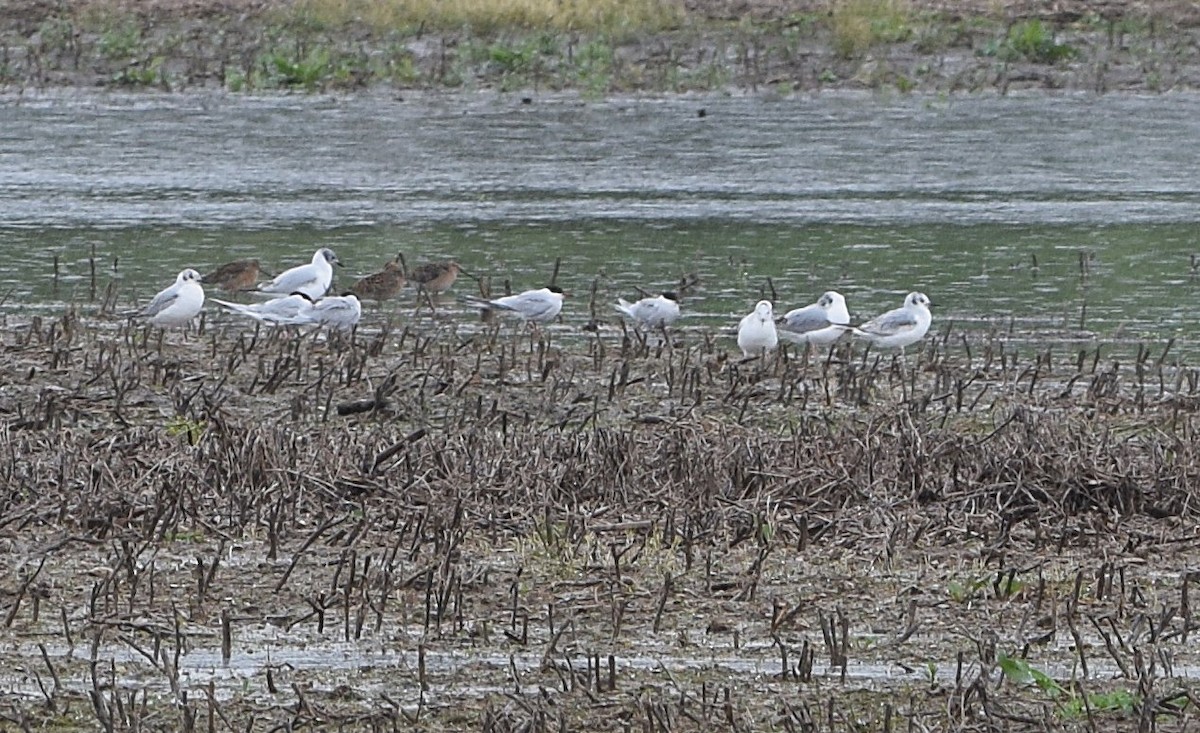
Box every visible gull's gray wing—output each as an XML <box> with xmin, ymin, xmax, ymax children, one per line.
<box><xmin>264</xmin><ymin>265</ymin><xmax>321</xmax><ymax>294</ymax></box>
<box><xmin>628</xmin><ymin>300</ymin><xmax>653</xmax><ymax>321</ymax></box>
<box><xmin>259</xmin><ymin>297</ymin><xmax>309</xmax><ymax>318</ymax></box>
<box><xmin>861</xmin><ymin>307</ymin><xmax>918</xmax><ymax>336</ymax></box>
<box><xmin>139</xmin><ymin>286</ymin><xmax>179</xmax><ymax>318</ymax></box>
<box><xmin>632</xmin><ymin>298</ymin><xmax>673</xmax><ymax>322</ymax></box>
<box><xmin>512</xmin><ymin>291</ymin><xmax>559</xmax><ymax>320</ymax></box>
<box><xmin>780</xmin><ymin>304</ymin><xmax>833</xmax><ymax>335</ymax></box>
<box><xmin>490</xmin><ymin>291</ymin><xmax>543</xmax><ymax>312</ymax></box>
<box><xmin>312</xmin><ymin>298</ymin><xmax>355</xmax><ymax>317</ymax></box>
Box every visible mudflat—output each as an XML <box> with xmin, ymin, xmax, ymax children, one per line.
<box><xmin>1</xmin><ymin>306</ymin><xmax>1198</xmax><ymax>730</ymax></box>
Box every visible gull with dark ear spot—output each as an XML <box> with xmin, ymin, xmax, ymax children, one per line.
<box><xmin>614</xmin><ymin>291</ymin><xmax>681</xmax><ymax>330</ymax></box>
<box><xmin>136</xmin><ymin>269</ymin><xmax>205</xmax><ymax>328</ymax></box>
<box><xmin>257</xmin><ymin>248</ymin><xmax>342</xmax><ymax>300</ymax></box>
<box><xmin>211</xmin><ymin>291</ymin><xmax>315</xmax><ymax>326</ymax></box>
<box><xmin>351</xmin><ymin>255</ymin><xmax>407</xmax><ymax>302</ymax></box>
<box><xmin>737</xmin><ymin>300</ymin><xmax>778</xmax><ymax>358</ymax></box>
<box><xmin>201</xmin><ymin>259</ymin><xmax>262</xmax><ymax>293</ymax></box>
<box><xmin>778</xmin><ymin>290</ymin><xmax>850</xmax><ymax>346</ymax></box>
<box><xmin>846</xmin><ymin>292</ymin><xmax>933</xmax><ymax>351</ymax></box>
<box><xmin>462</xmin><ymin>285</ymin><xmax>565</xmax><ymax>324</ymax></box>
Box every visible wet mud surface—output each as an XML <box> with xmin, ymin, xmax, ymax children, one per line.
<box><xmin>2</xmin><ymin>298</ymin><xmax>1200</xmax><ymax>730</ymax></box>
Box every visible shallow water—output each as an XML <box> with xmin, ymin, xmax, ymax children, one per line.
<box><xmin>2</xmin><ymin>90</ymin><xmax>1200</xmax><ymax>354</ymax></box>
<box><xmin>5</xmin><ymin>637</ymin><xmax>1165</xmax><ymax>706</ymax></box>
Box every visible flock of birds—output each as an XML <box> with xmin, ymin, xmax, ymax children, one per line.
<box><xmin>134</xmin><ymin>247</ymin><xmax>935</xmax><ymax>357</ymax></box>
<box><xmin>736</xmin><ymin>290</ymin><xmax>934</xmax><ymax>358</ymax></box>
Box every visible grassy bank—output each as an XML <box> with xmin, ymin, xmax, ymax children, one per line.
<box><xmin>1</xmin><ymin>0</ymin><xmax>1199</xmax><ymax>93</ymax></box>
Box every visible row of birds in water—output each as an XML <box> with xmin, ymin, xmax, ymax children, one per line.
<box><xmin>133</xmin><ymin>247</ymin><xmax>936</xmax><ymax>357</ymax></box>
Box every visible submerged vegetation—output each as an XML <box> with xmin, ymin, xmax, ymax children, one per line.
<box><xmin>1</xmin><ymin>0</ymin><xmax>1198</xmax><ymax>93</ymax></box>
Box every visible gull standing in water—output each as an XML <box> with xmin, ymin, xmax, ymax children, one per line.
<box><xmin>614</xmin><ymin>292</ymin><xmax>681</xmax><ymax>330</ymax></box>
<box><xmin>257</xmin><ymin>248</ymin><xmax>342</xmax><ymax>300</ymax></box>
<box><xmin>136</xmin><ymin>269</ymin><xmax>205</xmax><ymax>328</ymax></box>
<box><xmin>778</xmin><ymin>291</ymin><xmax>850</xmax><ymax>346</ymax></box>
<box><xmin>211</xmin><ymin>292</ymin><xmax>314</xmax><ymax>326</ymax></box>
<box><xmin>737</xmin><ymin>300</ymin><xmax>778</xmax><ymax>358</ymax></box>
<box><xmin>847</xmin><ymin>292</ymin><xmax>933</xmax><ymax>351</ymax></box>
<box><xmin>462</xmin><ymin>286</ymin><xmax>565</xmax><ymax>325</ymax></box>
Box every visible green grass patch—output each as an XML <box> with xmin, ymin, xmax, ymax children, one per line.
<box><xmin>285</xmin><ymin>0</ymin><xmax>684</xmax><ymax>34</ymax></box>
<box><xmin>112</xmin><ymin>56</ymin><xmax>165</xmax><ymax>87</ymax></box>
<box><xmin>165</xmin><ymin>416</ymin><xmax>206</xmax><ymax>445</ymax></box>
<box><xmin>268</xmin><ymin>46</ymin><xmax>332</xmax><ymax>89</ymax></box>
<box><xmin>1008</xmin><ymin>19</ymin><xmax>1076</xmax><ymax>63</ymax></box>
<box><xmin>97</xmin><ymin>18</ymin><xmax>141</xmax><ymax>60</ymax></box>
<box><xmin>35</xmin><ymin>17</ymin><xmax>77</xmax><ymax>53</ymax></box>
<box><xmin>831</xmin><ymin>0</ymin><xmax>911</xmax><ymax>59</ymax></box>
<box><xmin>981</xmin><ymin>19</ymin><xmax>1077</xmax><ymax>64</ymax></box>
<box><xmin>999</xmin><ymin>654</ymin><xmax>1145</xmax><ymax>720</ymax></box>
<box><xmin>1060</xmin><ymin>690</ymin><xmax>1138</xmax><ymax>718</ymax></box>
<box><xmin>998</xmin><ymin>654</ymin><xmax>1064</xmax><ymax>697</ymax></box>
<box><xmin>574</xmin><ymin>39</ymin><xmax>615</xmax><ymax>95</ymax></box>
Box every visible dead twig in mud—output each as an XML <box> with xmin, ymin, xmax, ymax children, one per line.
<box><xmin>3</xmin><ymin>557</ymin><xmax>46</xmax><ymax>627</ymax></box>
<box><xmin>87</xmin><ymin>630</ymin><xmax>113</xmax><ymax>733</ymax></box>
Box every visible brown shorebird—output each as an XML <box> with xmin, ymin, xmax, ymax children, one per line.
<box><xmin>201</xmin><ymin>259</ymin><xmax>262</xmax><ymax>292</ymax></box>
<box><xmin>351</xmin><ymin>256</ymin><xmax>407</xmax><ymax>302</ymax></box>
<box><xmin>410</xmin><ymin>261</ymin><xmax>463</xmax><ymax>295</ymax></box>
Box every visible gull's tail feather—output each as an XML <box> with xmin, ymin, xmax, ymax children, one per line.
<box><xmin>460</xmin><ymin>294</ymin><xmax>517</xmax><ymax>313</ymax></box>
<box><xmin>459</xmin><ymin>294</ymin><xmax>490</xmax><ymax>309</ymax></box>
<box><xmin>210</xmin><ymin>297</ymin><xmax>248</xmax><ymax>313</ymax></box>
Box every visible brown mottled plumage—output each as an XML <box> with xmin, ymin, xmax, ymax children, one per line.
<box><xmin>201</xmin><ymin>259</ymin><xmax>261</xmax><ymax>292</ymax></box>
<box><xmin>351</xmin><ymin>259</ymin><xmax>407</xmax><ymax>302</ymax></box>
<box><xmin>410</xmin><ymin>261</ymin><xmax>461</xmax><ymax>294</ymax></box>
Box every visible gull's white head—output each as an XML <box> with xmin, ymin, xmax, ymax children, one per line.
<box><xmin>755</xmin><ymin>300</ymin><xmax>773</xmax><ymax>318</ymax></box>
<box><xmin>179</xmin><ymin>268</ymin><xmax>203</xmax><ymax>283</ymax></box>
<box><xmin>818</xmin><ymin>291</ymin><xmax>845</xmax><ymax>310</ymax></box>
<box><xmin>906</xmin><ymin>292</ymin><xmax>932</xmax><ymax>309</ymax></box>
<box><xmin>316</xmin><ymin>248</ymin><xmax>342</xmax><ymax>267</ymax></box>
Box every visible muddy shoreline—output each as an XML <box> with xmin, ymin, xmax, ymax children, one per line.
<box><xmin>2</xmin><ymin>299</ymin><xmax>1200</xmax><ymax>729</ymax></box>
<box><xmin>2</xmin><ymin>0</ymin><xmax>1200</xmax><ymax>94</ymax></box>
